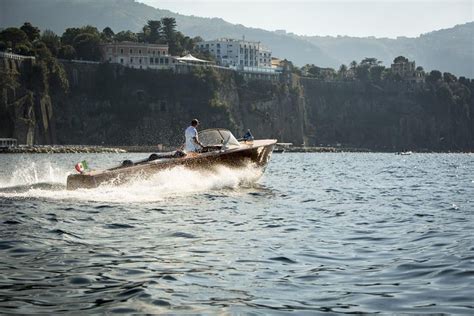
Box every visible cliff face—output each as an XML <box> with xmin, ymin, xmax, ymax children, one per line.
<box><xmin>300</xmin><ymin>79</ymin><xmax>474</xmax><ymax>151</ymax></box>
<box><xmin>52</xmin><ymin>63</ymin><xmax>305</xmax><ymax>146</ymax></box>
<box><xmin>1</xmin><ymin>59</ymin><xmax>473</xmax><ymax>151</ymax></box>
<box><xmin>0</xmin><ymin>56</ymin><xmax>60</xmax><ymax>145</ymax></box>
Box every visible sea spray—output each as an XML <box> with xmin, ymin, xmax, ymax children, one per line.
<box><xmin>1</xmin><ymin>161</ymin><xmax>68</xmax><ymax>188</ymax></box>
<box><xmin>0</xmin><ymin>163</ymin><xmax>264</xmax><ymax>203</ymax></box>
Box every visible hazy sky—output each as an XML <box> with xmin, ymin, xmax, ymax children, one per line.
<box><xmin>138</xmin><ymin>0</ymin><xmax>473</xmax><ymax>38</ymax></box>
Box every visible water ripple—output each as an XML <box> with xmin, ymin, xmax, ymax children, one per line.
<box><xmin>0</xmin><ymin>153</ymin><xmax>473</xmax><ymax>314</ymax></box>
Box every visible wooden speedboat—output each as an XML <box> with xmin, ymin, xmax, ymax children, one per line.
<box><xmin>67</xmin><ymin>129</ymin><xmax>277</xmax><ymax>190</ymax></box>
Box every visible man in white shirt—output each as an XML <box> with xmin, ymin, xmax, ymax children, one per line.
<box><xmin>184</xmin><ymin>119</ymin><xmax>204</xmax><ymax>152</ymax></box>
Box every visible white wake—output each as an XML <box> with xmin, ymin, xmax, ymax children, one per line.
<box><xmin>0</xmin><ymin>161</ymin><xmax>263</xmax><ymax>203</ymax></box>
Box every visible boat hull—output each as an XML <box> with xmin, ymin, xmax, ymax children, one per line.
<box><xmin>67</xmin><ymin>140</ymin><xmax>276</xmax><ymax>190</ymax></box>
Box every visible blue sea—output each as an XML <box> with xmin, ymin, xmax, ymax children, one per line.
<box><xmin>0</xmin><ymin>153</ymin><xmax>473</xmax><ymax>314</ymax></box>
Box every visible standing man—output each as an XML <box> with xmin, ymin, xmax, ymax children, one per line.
<box><xmin>185</xmin><ymin>119</ymin><xmax>204</xmax><ymax>152</ymax></box>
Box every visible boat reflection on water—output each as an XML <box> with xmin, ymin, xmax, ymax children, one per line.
<box><xmin>67</xmin><ymin>129</ymin><xmax>277</xmax><ymax>190</ymax></box>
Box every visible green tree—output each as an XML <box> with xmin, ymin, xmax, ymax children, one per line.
<box><xmin>33</xmin><ymin>41</ymin><xmax>53</xmax><ymax>60</ymax></box>
<box><xmin>73</xmin><ymin>33</ymin><xmax>101</xmax><ymax>61</ymax></box>
<box><xmin>61</xmin><ymin>27</ymin><xmax>82</xmax><ymax>46</ymax></box>
<box><xmin>79</xmin><ymin>25</ymin><xmax>100</xmax><ymax>36</ymax></box>
<box><xmin>146</xmin><ymin>20</ymin><xmax>162</xmax><ymax>43</ymax></box>
<box><xmin>15</xmin><ymin>43</ymin><xmax>32</xmax><ymax>55</ymax></box>
<box><xmin>0</xmin><ymin>27</ymin><xmax>29</xmax><ymax>49</ymax></box>
<box><xmin>393</xmin><ymin>56</ymin><xmax>409</xmax><ymax>63</ymax></box>
<box><xmin>369</xmin><ymin>65</ymin><xmax>385</xmax><ymax>82</ymax></box>
<box><xmin>360</xmin><ymin>57</ymin><xmax>382</xmax><ymax>67</ymax></box>
<box><xmin>58</xmin><ymin>45</ymin><xmax>76</xmax><ymax>60</ymax></box>
<box><xmin>161</xmin><ymin>17</ymin><xmax>178</xmax><ymax>53</ymax></box>
<box><xmin>161</xmin><ymin>17</ymin><xmax>177</xmax><ymax>42</ymax></box>
<box><xmin>20</xmin><ymin>22</ymin><xmax>41</xmax><ymax>42</ymax></box>
<box><xmin>355</xmin><ymin>63</ymin><xmax>370</xmax><ymax>81</ymax></box>
<box><xmin>101</xmin><ymin>27</ymin><xmax>115</xmax><ymax>42</ymax></box>
<box><xmin>61</xmin><ymin>25</ymin><xmax>99</xmax><ymax>46</ymax></box>
<box><xmin>114</xmin><ymin>30</ymin><xmax>138</xmax><ymax>42</ymax></box>
<box><xmin>443</xmin><ymin>72</ymin><xmax>457</xmax><ymax>83</ymax></box>
<box><xmin>40</xmin><ymin>29</ymin><xmax>61</xmax><ymax>56</ymax></box>
<box><xmin>139</xmin><ymin>25</ymin><xmax>150</xmax><ymax>42</ymax></box>
<box><xmin>426</xmin><ymin>70</ymin><xmax>442</xmax><ymax>84</ymax></box>
<box><xmin>338</xmin><ymin>64</ymin><xmax>348</xmax><ymax>80</ymax></box>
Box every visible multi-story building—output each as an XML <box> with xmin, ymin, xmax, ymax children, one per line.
<box><xmin>100</xmin><ymin>42</ymin><xmax>175</xmax><ymax>69</ymax></box>
<box><xmin>391</xmin><ymin>58</ymin><xmax>424</xmax><ymax>83</ymax></box>
<box><xmin>196</xmin><ymin>38</ymin><xmax>272</xmax><ymax>69</ymax></box>
<box><xmin>391</xmin><ymin>59</ymin><xmax>415</xmax><ymax>77</ymax></box>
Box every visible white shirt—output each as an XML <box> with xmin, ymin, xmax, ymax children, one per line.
<box><xmin>185</xmin><ymin>126</ymin><xmax>200</xmax><ymax>152</ymax></box>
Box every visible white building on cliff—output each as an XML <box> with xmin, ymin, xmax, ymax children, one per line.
<box><xmin>196</xmin><ymin>38</ymin><xmax>274</xmax><ymax>72</ymax></box>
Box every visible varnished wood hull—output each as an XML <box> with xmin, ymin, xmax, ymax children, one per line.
<box><xmin>67</xmin><ymin>140</ymin><xmax>276</xmax><ymax>190</ymax></box>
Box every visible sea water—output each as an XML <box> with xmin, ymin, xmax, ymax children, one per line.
<box><xmin>0</xmin><ymin>153</ymin><xmax>473</xmax><ymax>314</ymax></box>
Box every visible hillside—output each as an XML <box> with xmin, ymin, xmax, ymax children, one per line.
<box><xmin>302</xmin><ymin>22</ymin><xmax>474</xmax><ymax>77</ymax></box>
<box><xmin>0</xmin><ymin>0</ymin><xmax>338</xmax><ymax>67</ymax></box>
<box><xmin>1</xmin><ymin>0</ymin><xmax>472</xmax><ymax>77</ymax></box>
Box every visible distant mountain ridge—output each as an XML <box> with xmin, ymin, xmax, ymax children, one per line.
<box><xmin>300</xmin><ymin>22</ymin><xmax>474</xmax><ymax>78</ymax></box>
<box><xmin>1</xmin><ymin>0</ymin><xmax>473</xmax><ymax>77</ymax></box>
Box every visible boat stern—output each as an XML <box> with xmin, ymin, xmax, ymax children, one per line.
<box><xmin>67</xmin><ymin>173</ymin><xmax>98</xmax><ymax>190</ymax></box>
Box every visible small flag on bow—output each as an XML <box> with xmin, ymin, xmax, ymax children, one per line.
<box><xmin>75</xmin><ymin>160</ymin><xmax>89</xmax><ymax>173</ymax></box>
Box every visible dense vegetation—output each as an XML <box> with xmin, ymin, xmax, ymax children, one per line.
<box><xmin>0</xmin><ymin>19</ymin><xmax>211</xmax><ymax>62</ymax></box>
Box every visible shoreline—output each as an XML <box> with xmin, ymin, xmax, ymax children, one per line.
<box><xmin>0</xmin><ymin>145</ymin><xmax>472</xmax><ymax>154</ymax></box>
<box><xmin>0</xmin><ymin>145</ymin><xmax>127</xmax><ymax>154</ymax></box>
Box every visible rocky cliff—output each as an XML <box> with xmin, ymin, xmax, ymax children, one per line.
<box><xmin>300</xmin><ymin>79</ymin><xmax>473</xmax><ymax>151</ymax></box>
<box><xmin>0</xmin><ymin>54</ymin><xmax>67</xmax><ymax>145</ymax></box>
<box><xmin>51</xmin><ymin>63</ymin><xmax>305</xmax><ymax>147</ymax></box>
<box><xmin>1</xmin><ymin>59</ymin><xmax>473</xmax><ymax>151</ymax></box>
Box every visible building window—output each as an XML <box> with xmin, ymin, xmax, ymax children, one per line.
<box><xmin>155</xmin><ymin>57</ymin><xmax>159</xmax><ymax>63</ymax></box>
<box><xmin>165</xmin><ymin>58</ymin><xmax>169</xmax><ymax>64</ymax></box>
<box><xmin>130</xmin><ymin>57</ymin><xmax>133</xmax><ymax>63</ymax></box>
<box><xmin>120</xmin><ymin>48</ymin><xmax>124</xmax><ymax>54</ymax></box>
<box><xmin>150</xmin><ymin>57</ymin><xmax>154</xmax><ymax>64</ymax></box>
<box><xmin>120</xmin><ymin>58</ymin><xmax>124</xmax><ymax>64</ymax></box>
<box><xmin>139</xmin><ymin>49</ymin><xmax>142</xmax><ymax>54</ymax></box>
<box><xmin>130</xmin><ymin>49</ymin><xmax>133</xmax><ymax>54</ymax></box>
<box><xmin>160</xmin><ymin>58</ymin><xmax>164</xmax><ymax>64</ymax></box>
<box><xmin>139</xmin><ymin>58</ymin><xmax>142</xmax><ymax>64</ymax></box>
<box><xmin>108</xmin><ymin>57</ymin><xmax>112</xmax><ymax>62</ymax></box>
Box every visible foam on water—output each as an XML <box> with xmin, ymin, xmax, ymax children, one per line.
<box><xmin>0</xmin><ymin>162</ymin><xmax>263</xmax><ymax>202</ymax></box>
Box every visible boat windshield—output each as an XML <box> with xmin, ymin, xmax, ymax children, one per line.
<box><xmin>199</xmin><ymin>129</ymin><xmax>240</xmax><ymax>148</ymax></box>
